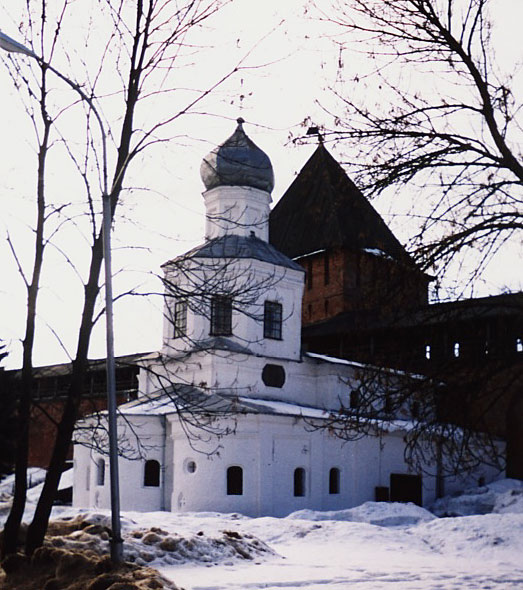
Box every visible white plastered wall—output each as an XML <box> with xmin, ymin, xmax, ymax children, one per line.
<box><xmin>161</xmin><ymin>257</ymin><xmax>304</xmax><ymax>362</ymax></box>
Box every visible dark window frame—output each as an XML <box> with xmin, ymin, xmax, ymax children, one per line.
<box><xmin>210</xmin><ymin>295</ymin><xmax>233</xmax><ymax>336</ymax></box>
<box><xmin>226</xmin><ymin>465</ymin><xmax>243</xmax><ymax>495</ymax></box>
<box><xmin>324</xmin><ymin>252</ymin><xmax>330</xmax><ymax>285</ymax></box>
<box><xmin>329</xmin><ymin>467</ymin><xmax>340</xmax><ymax>494</ymax></box>
<box><xmin>294</xmin><ymin>467</ymin><xmax>306</xmax><ymax>497</ymax></box>
<box><xmin>144</xmin><ymin>459</ymin><xmax>161</xmax><ymax>487</ymax></box>
<box><xmin>350</xmin><ymin>390</ymin><xmax>359</xmax><ymax>409</ymax></box>
<box><xmin>173</xmin><ymin>299</ymin><xmax>188</xmax><ymax>338</ymax></box>
<box><xmin>307</xmin><ymin>259</ymin><xmax>313</xmax><ymax>290</ymax></box>
<box><xmin>264</xmin><ymin>301</ymin><xmax>283</xmax><ymax>340</ymax></box>
<box><xmin>96</xmin><ymin>458</ymin><xmax>105</xmax><ymax>486</ymax></box>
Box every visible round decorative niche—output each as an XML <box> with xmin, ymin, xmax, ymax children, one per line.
<box><xmin>184</xmin><ymin>459</ymin><xmax>197</xmax><ymax>474</ymax></box>
<box><xmin>262</xmin><ymin>364</ymin><xmax>286</xmax><ymax>388</ymax></box>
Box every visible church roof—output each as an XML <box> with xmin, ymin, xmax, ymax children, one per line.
<box><xmin>118</xmin><ymin>387</ymin><xmax>413</xmax><ymax>433</ymax></box>
<box><xmin>269</xmin><ymin>144</ymin><xmax>416</xmax><ymax>266</ymax></box>
<box><xmin>200</xmin><ymin>118</ymin><xmax>274</xmax><ymax>193</ymax></box>
<box><xmin>163</xmin><ymin>233</ymin><xmax>303</xmax><ymax>272</ymax></box>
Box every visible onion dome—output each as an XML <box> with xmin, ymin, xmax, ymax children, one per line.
<box><xmin>200</xmin><ymin>118</ymin><xmax>274</xmax><ymax>193</ymax></box>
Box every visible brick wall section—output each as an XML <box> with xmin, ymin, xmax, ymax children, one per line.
<box><xmin>300</xmin><ymin>247</ymin><xmax>429</xmax><ymax>325</ymax></box>
<box><xmin>28</xmin><ymin>394</ymin><xmax>129</xmax><ymax>468</ymax></box>
<box><xmin>301</xmin><ymin>249</ymin><xmax>346</xmax><ymax>324</ymax></box>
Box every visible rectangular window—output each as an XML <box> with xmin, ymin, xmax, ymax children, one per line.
<box><xmin>307</xmin><ymin>259</ymin><xmax>313</xmax><ymax>290</ymax></box>
<box><xmin>324</xmin><ymin>252</ymin><xmax>330</xmax><ymax>285</ymax></box>
<box><xmin>173</xmin><ymin>299</ymin><xmax>187</xmax><ymax>338</ymax></box>
<box><xmin>96</xmin><ymin>459</ymin><xmax>105</xmax><ymax>486</ymax></box>
<box><xmin>210</xmin><ymin>296</ymin><xmax>232</xmax><ymax>336</ymax></box>
<box><xmin>264</xmin><ymin>301</ymin><xmax>282</xmax><ymax>340</ymax></box>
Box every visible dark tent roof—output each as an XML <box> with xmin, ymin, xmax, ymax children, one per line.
<box><xmin>269</xmin><ymin>144</ymin><xmax>416</xmax><ymax>266</ymax></box>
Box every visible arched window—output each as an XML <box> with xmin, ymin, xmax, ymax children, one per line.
<box><xmin>350</xmin><ymin>390</ymin><xmax>359</xmax><ymax>409</ymax></box>
<box><xmin>227</xmin><ymin>466</ymin><xmax>243</xmax><ymax>495</ymax></box>
<box><xmin>294</xmin><ymin>467</ymin><xmax>306</xmax><ymax>497</ymax></box>
<box><xmin>96</xmin><ymin>458</ymin><xmax>105</xmax><ymax>486</ymax></box>
<box><xmin>329</xmin><ymin>467</ymin><xmax>340</xmax><ymax>494</ymax></box>
<box><xmin>144</xmin><ymin>459</ymin><xmax>161</xmax><ymax>487</ymax></box>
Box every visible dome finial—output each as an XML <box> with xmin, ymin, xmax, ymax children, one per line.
<box><xmin>200</xmin><ymin>120</ymin><xmax>274</xmax><ymax>193</ymax></box>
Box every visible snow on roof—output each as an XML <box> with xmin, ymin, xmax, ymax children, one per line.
<box><xmin>305</xmin><ymin>351</ymin><xmax>427</xmax><ymax>380</ymax></box>
<box><xmin>292</xmin><ymin>248</ymin><xmax>326</xmax><ymax>261</ymax></box>
<box><xmin>117</xmin><ymin>390</ymin><xmax>330</xmax><ymax>420</ymax></box>
<box><xmin>362</xmin><ymin>247</ymin><xmax>394</xmax><ymax>261</ymax></box>
<box><xmin>114</xmin><ymin>389</ymin><xmax>414</xmax><ymax>435</ymax></box>
<box><xmin>163</xmin><ymin>234</ymin><xmax>303</xmax><ymax>272</ymax></box>
<box><xmin>118</xmin><ymin>393</ymin><xmax>177</xmax><ymax>416</ymax></box>
<box><xmin>306</xmin><ymin>351</ymin><xmax>368</xmax><ymax>369</ymax></box>
<box><xmin>236</xmin><ymin>397</ymin><xmax>329</xmax><ymax>419</ymax></box>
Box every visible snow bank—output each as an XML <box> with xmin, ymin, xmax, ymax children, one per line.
<box><xmin>431</xmin><ymin>478</ymin><xmax>523</xmax><ymax>517</ymax></box>
<box><xmin>288</xmin><ymin>501</ymin><xmax>435</xmax><ymax>526</ymax></box>
<box><xmin>0</xmin><ymin>467</ymin><xmax>46</xmax><ymax>497</ymax></box>
<box><xmin>413</xmin><ymin>513</ymin><xmax>523</xmax><ymax>560</ymax></box>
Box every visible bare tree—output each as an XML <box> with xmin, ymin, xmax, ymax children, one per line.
<box><xmin>0</xmin><ymin>0</ymin><xmax>249</xmax><ymax>557</ymax></box>
<box><xmin>304</xmin><ymin>360</ymin><xmax>504</xmax><ymax>487</ymax></box>
<box><xmin>304</xmin><ymin>0</ymin><xmax>523</xmax><ymax>480</ymax></box>
<box><xmin>1</xmin><ymin>45</ymin><xmax>54</xmax><ymax>555</ymax></box>
<box><xmin>315</xmin><ymin>0</ymin><xmax>522</xmax><ymax>278</ymax></box>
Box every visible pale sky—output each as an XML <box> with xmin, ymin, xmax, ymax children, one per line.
<box><xmin>1</xmin><ymin>0</ymin><xmax>522</xmax><ymax>368</ymax></box>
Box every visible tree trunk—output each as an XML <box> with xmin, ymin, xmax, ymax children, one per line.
<box><xmin>1</xmin><ymin>386</ymin><xmax>30</xmax><ymax>557</ymax></box>
<box><xmin>24</xmin><ymin>238</ymin><xmax>104</xmax><ymax>555</ymax></box>
<box><xmin>24</xmin><ymin>384</ymin><xmax>81</xmax><ymax>555</ymax></box>
<box><xmin>1</xmin><ymin>106</ymin><xmax>50</xmax><ymax>557</ymax></box>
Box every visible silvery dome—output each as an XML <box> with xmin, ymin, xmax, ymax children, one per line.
<box><xmin>200</xmin><ymin>118</ymin><xmax>274</xmax><ymax>193</ymax></box>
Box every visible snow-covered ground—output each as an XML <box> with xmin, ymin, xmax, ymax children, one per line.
<box><xmin>1</xmin><ymin>474</ymin><xmax>523</xmax><ymax>590</ymax></box>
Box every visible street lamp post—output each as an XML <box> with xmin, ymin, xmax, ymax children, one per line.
<box><xmin>0</xmin><ymin>30</ymin><xmax>123</xmax><ymax>563</ymax></box>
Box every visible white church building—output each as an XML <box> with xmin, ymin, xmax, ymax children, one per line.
<box><xmin>73</xmin><ymin>120</ymin><xmax>500</xmax><ymax>516</ymax></box>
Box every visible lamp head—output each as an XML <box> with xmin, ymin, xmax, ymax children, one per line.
<box><xmin>0</xmin><ymin>31</ymin><xmax>35</xmax><ymax>57</ymax></box>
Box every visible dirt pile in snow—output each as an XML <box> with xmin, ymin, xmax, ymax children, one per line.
<box><xmin>0</xmin><ymin>546</ymin><xmax>180</xmax><ymax>590</ymax></box>
<box><xmin>1</xmin><ymin>512</ymin><xmax>273</xmax><ymax>589</ymax></box>
<box><xmin>127</xmin><ymin>526</ymin><xmax>273</xmax><ymax>566</ymax></box>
